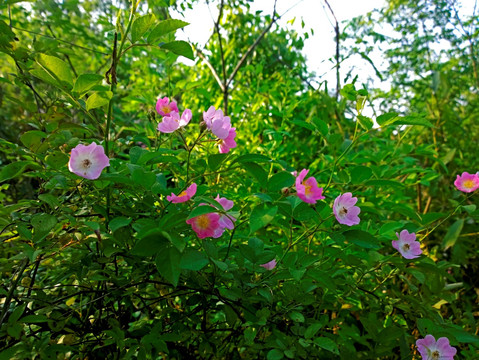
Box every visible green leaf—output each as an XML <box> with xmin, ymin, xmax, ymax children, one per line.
<box><xmin>381</xmin><ymin>114</ymin><xmax>434</xmax><ymax>128</ymax></box>
<box><xmin>131</xmin><ymin>14</ymin><xmax>155</xmax><ymax>43</ymax></box>
<box><xmin>250</xmin><ymin>205</ymin><xmax>278</xmax><ymax>233</ymax></box>
<box><xmin>155</xmin><ymin>245</ymin><xmax>182</xmax><ymax>287</ymax></box>
<box><xmin>267</xmin><ymin>349</ymin><xmax>284</xmax><ymax>360</ymax></box>
<box><xmin>0</xmin><ymin>161</ymin><xmax>37</xmax><ymax>183</ymax></box>
<box><xmin>31</xmin><ymin>213</ymin><xmax>57</xmax><ymax>242</ymax></box>
<box><xmin>73</xmin><ymin>74</ymin><xmax>104</xmax><ymax>97</ymax></box>
<box><xmin>394</xmin><ymin>115</ymin><xmax>434</xmax><ymax>127</ymax></box>
<box><xmin>180</xmin><ymin>249</ymin><xmax>209</xmax><ymax>271</ymax></box>
<box><xmin>234</xmin><ymin>153</ymin><xmax>271</xmax><ymax>164</ymax></box>
<box><xmin>38</xmin><ymin>194</ymin><xmax>60</xmax><ymax>208</ymax></box>
<box><xmin>20</xmin><ymin>315</ymin><xmax>49</xmax><ymax>323</ymax></box>
<box><xmin>160</xmin><ymin>40</ymin><xmax>194</xmax><ymax>60</ymax></box>
<box><xmin>20</xmin><ymin>131</ymin><xmax>46</xmax><ymax>149</ymax></box>
<box><xmin>442</xmin><ymin>219</ymin><xmax>464</xmax><ymax>250</ymax></box>
<box><xmin>187</xmin><ymin>205</ymin><xmax>215</xmax><ymax>220</ymax></box>
<box><xmin>289</xmin><ymin>311</ymin><xmax>305</xmax><ymax>323</ymax></box>
<box><xmin>350</xmin><ymin>165</ymin><xmax>373</xmax><ymax>184</ymax></box>
<box><xmin>131</xmin><ymin>230</ymin><xmax>169</xmax><ymax>257</ymax></box>
<box><xmin>343</xmin><ymin>230</ymin><xmax>381</xmax><ymax>249</ymax></box>
<box><xmin>293</xmin><ymin>202</ymin><xmax>317</xmax><ymax>221</ymax></box>
<box><xmin>268</xmin><ymin>172</ymin><xmax>295</xmax><ymax>192</ymax></box>
<box><xmin>86</xmin><ymin>91</ymin><xmax>112</xmax><ymax>111</ymax></box>
<box><xmin>147</xmin><ymin>19</ymin><xmax>189</xmax><ymax>44</ymax></box>
<box><xmin>314</xmin><ymin>337</ymin><xmax>339</xmax><ymax>355</ymax></box>
<box><xmin>45</xmin><ymin>151</ymin><xmax>69</xmax><ymax>169</ymax></box>
<box><xmin>304</xmin><ymin>323</ymin><xmax>322</xmax><ymax>339</ymax></box>
<box><xmin>33</xmin><ymin>53</ymin><xmax>74</xmax><ymax>90</ymax></box>
<box><xmin>109</xmin><ymin>217</ymin><xmax>132</xmax><ymax>232</ymax></box>
<box><xmin>357</xmin><ymin>115</ymin><xmax>373</xmax><ymax>130</ymax></box>
<box><xmin>340</xmin><ymin>83</ymin><xmax>357</xmax><ymax>101</ymax></box>
<box><xmin>208</xmin><ymin>153</ymin><xmax>228</xmax><ymax>171</ymax></box>
<box><xmin>241</xmin><ymin>162</ymin><xmax>268</xmax><ymax>184</ymax></box>
<box><xmin>377</xmin><ymin>112</ymin><xmax>398</xmax><ymax>126</ymax></box>
<box><xmin>312</xmin><ymin>118</ymin><xmax>329</xmax><ymax>136</ymax></box>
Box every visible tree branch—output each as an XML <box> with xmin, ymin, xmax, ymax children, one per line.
<box><xmin>226</xmin><ymin>0</ymin><xmax>278</xmax><ymax>88</ymax></box>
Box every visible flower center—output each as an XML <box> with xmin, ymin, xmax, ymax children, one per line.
<box><xmin>304</xmin><ymin>183</ymin><xmax>312</xmax><ymax>196</ymax></box>
<box><xmin>196</xmin><ymin>215</ymin><xmax>211</xmax><ymax>230</ymax></box>
<box><xmin>402</xmin><ymin>243</ymin><xmax>410</xmax><ymax>251</ymax></box>
<box><xmin>161</xmin><ymin>105</ymin><xmax>171</xmax><ymax>114</ymax></box>
<box><xmin>339</xmin><ymin>206</ymin><xmax>348</xmax><ymax>216</ymax></box>
<box><xmin>431</xmin><ymin>350</ymin><xmax>440</xmax><ymax>360</ymax></box>
<box><xmin>463</xmin><ymin>179</ymin><xmax>475</xmax><ymax>189</ymax></box>
<box><xmin>82</xmin><ymin>159</ymin><xmax>92</xmax><ymax>169</ymax></box>
<box><xmin>178</xmin><ymin>191</ymin><xmax>187</xmax><ymax>197</ymax></box>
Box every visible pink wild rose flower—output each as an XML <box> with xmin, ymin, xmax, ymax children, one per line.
<box><xmin>392</xmin><ymin>229</ymin><xmax>422</xmax><ymax>259</ymax></box>
<box><xmin>156</xmin><ymin>97</ymin><xmax>179</xmax><ymax>117</ymax></box>
<box><xmin>333</xmin><ymin>192</ymin><xmax>360</xmax><ymax>226</ymax></box>
<box><xmin>157</xmin><ymin>109</ymin><xmax>192</xmax><ymax>133</ymax></box>
<box><xmin>454</xmin><ymin>172</ymin><xmax>479</xmax><ymax>193</ymax></box>
<box><xmin>186</xmin><ymin>212</ymin><xmax>222</xmax><ymax>239</ymax></box>
<box><xmin>203</xmin><ymin>105</ymin><xmax>217</xmax><ymax>128</ymax></box>
<box><xmin>203</xmin><ymin>106</ymin><xmax>232</xmax><ymax>139</ymax></box>
<box><xmin>68</xmin><ymin>142</ymin><xmax>109</xmax><ymax>180</ymax></box>
<box><xmin>416</xmin><ymin>335</ymin><xmax>457</xmax><ymax>360</ymax></box>
<box><xmin>260</xmin><ymin>259</ymin><xmax>277</xmax><ymax>270</ymax></box>
<box><xmin>214</xmin><ymin>195</ymin><xmax>236</xmax><ymax>230</ymax></box>
<box><xmin>218</xmin><ymin>127</ymin><xmax>237</xmax><ymax>154</ymax></box>
<box><xmin>295</xmin><ymin>169</ymin><xmax>325</xmax><ymax>204</ymax></box>
<box><xmin>166</xmin><ymin>183</ymin><xmax>197</xmax><ymax>203</ymax></box>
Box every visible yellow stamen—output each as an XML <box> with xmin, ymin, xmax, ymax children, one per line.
<box><xmin>463</xmin><ymin>179</ymin><xmax>475</xmax><ymax>189</ymax></box>
<box><xmin>196</xmin><ymin>215</ymin><xmax>210</xmax><ymax>230</ymax></box>
<box><xmin>304</xmin><ymin>183</ymin><xmax>312</xmax><ymax>196</ymax></box>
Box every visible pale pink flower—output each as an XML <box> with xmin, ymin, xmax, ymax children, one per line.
<box><xmin>203</xmin><ymin>106</ymin><xmax>232</xmax><ymax>139</ymax></box>
<box><xmin>166</xmin><ymin>183</ymin><xmax>197</xmax><ymax>203</ymax></box>
<box><xmin>392</xmin><ymin>230</ymin><xmax>422</xmax><ymax>259</ymax></box>
<box><xmin>214</xmin><ymin>195</ymin><xmax>236</xmax><ymax>230</ymax></box>
<box><xmin>156</xmin><ymin>96</ymin><xmax>178</xmax><ymax>116</ymax></box>
<box><xmin>295</xmin><ymin>169</ymin><xmax>325</xmax><ymax>204</ymax></box>
<box><xmin>68</xmin><ymin>142</ymin><xmax>109</xmax><ymax>180</ymax></box>
<box><xmin>203</xmin><ymin>105</ymin><xmax>217</xmax><ymax>127</ymax></box>
<box><xmin>454</xmin><ymin>172</ymin><xmax>479</xmax><ymax>193</ymax></box>
<box><xmin>260</xmin><ymin>259</ymin><xmax>277</xmax><ymax>270</ymax></box>
<box><xmin>416</xmin><ymin>335</ymin><xmax>457</xmax><ymax>360</ymax></box>
<box><xmin>186</xmin><ymin>212</ymin><xmax>222</xmax><ymax>239</ymax></box>
<box><xmin>333</xmin><ymin>193</ymin><xmax>360</xmax><ymax>226</ymax></box>
<box><xmin>157</xmin><ymin>109</ymin><xmax>192</xmax><ymax>133</ymax></box>
<box><xmin>210</xmin><ymin>110</ymin><xmax>231</xmax><ymax>139</ymax></box>
<box><xmin>218</xmin><ymin>128</ymin><xmax>237</xmax><ymax>154</ymax></box>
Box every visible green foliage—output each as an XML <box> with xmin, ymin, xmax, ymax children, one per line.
<box><xmin>0</xmin><ymin>0</ymin><xmax>478</xmax><ymax>359</ymax></box>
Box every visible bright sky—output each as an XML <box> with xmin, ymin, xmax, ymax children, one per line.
<box><xmin>175</xmin><ymin>0</ymin><xmax>387</xmax><ymax>89</ymax></box>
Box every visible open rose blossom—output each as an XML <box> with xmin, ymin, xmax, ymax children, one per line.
<box><xmin>68</xmin><ymin>142</ymin><xmax>109</xmax><ymax>180</ymax></box>
<box><xmin>295</xmin><ymin>169</ymin><xmax>325</xmax><ymax>204</ymax></box>
<box><xmin>156</xmin><ymin>96</ymin><xmax>179</xmax><ymax>116</ymax></box>
<box><xmin>333</xmin><ymin>192</ymin><xmax>360</xmax><ymax>226</ymax></box>
<box><xmin>260</xmin><ymin>259</ymin><xmax>277</xmax><ymax>270</ymax></box>
<box><xmin>166</xmin><ymin>183</ymin><xmax>197</xmax><ymax>203</ymax></box>
<box><xmin>392</xmin><ymin>230</ymin><xmax>422</xmax><ymax>259</ymax></box>
<box><xmin>157</xmin><ymin>109</ymin><xmax>192</xmax><ymax>133</ymax></box>
<box><xmin>186</xmin><ymin>212</ymin><xmax>222</xmax><ymax>239</ymax></box>
<box><xmin>454</xmin><ymin>172</ymin><xmax>479</xmax><ymax>193</ymax></box>
<box><xmin>218</xmin><ymin>127</ymin><xmax>237</xmax><ymax>154</ymax></box>
<box><xmin>203</xmin><ymin>106</ymin><xmax>232</xmax><ymax>139</ymax></box>
<box><xmin>416</xmin><ymin>335</ymin><xmax>457</xmax><ymax>360</ymax></box>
